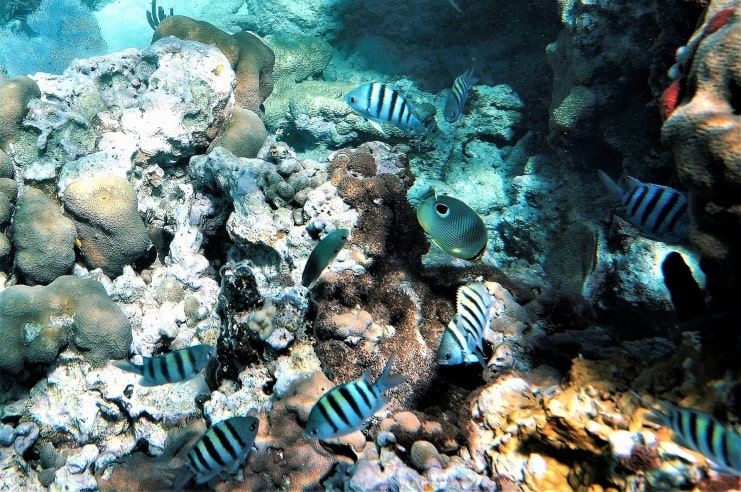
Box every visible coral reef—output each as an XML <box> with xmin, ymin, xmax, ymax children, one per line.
<box><xmin>662</xmin><ymin>0</ymin><xmax>741</xmax><ymax>309</ymax></box>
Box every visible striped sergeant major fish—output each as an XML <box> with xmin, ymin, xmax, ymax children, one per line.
<box><xmin>437</xmin><ymin>282</ymin><xmax>496</xmax><ymax>367</ymax></box>
<box><xmin>304</xmin><ymin>355</ymin><xmax>408</xmax><ymax>440</ymax></box>
<box><xmin>111</xmin><ymin>344</ymin><xmax>216</xmax><ymax>386</ymax></box>
<box><xmin>598</xmin><ymin>170</ymin><xmax>690</xmax><ymax>244</ymax></box>
<box><xmin>170</xmin><ymin>416</ymin><xmax>260</xmax><ymax>489</ymax></box>
<box><xmin>444</xmin><ymin>67</ymin><xmax>478</xmax><ymax>123</ymax></box>
<box><xmin>345</xmin><ymin>82</ymin><xmax>426</xmax><ymax>136</ymax></box>
<box><xmin>632</xmin><ymin>391</ymin><xmax>741</xmax><ymax>477</ymax></box>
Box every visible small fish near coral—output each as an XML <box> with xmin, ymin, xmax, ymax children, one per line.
<box><xmin>597</xmin><ymin>170</ymin><xmax>690</xmax><ymax>244</ymax></box>
<box><xmin>416</xmin><ymin>188</ymin><xmax>488</xmax><ymax>260</ymax></box>
<box><xmin>169</xmin><ymin>415</ymin><xmax>260</xmax><ymax>489</ymax></box>
<box><xmin>633</xmin><ymin>392</ymin><xmax>741</xmax><ymax>477</ymax></box>
<box><xmin>302</xmin><ymin>228</ymin><xmax>349</xmax><ymax>288</ymax></box>
<box><xmin>111</xmin><ymin>344</ymin><xmax>216</xmax><ymax>386</ymax></box>
<box><xmin>304</xmin><ymin>355</ymin><xmax>408</xmax><ymax>440</ymax></box>
<box><xmin>444</xmin><ymin>67</ymin><xmax>478</xmax><ymax>123</ymax></box>
<box><xmin>438</xmin><ymin>282</ymin><xmax>497</xmax><ymax>367</ymax></box>
<box><xmin>345</xmin><ymin>82</ymin><xmax>426</xmax><ymax>136</ymax></box>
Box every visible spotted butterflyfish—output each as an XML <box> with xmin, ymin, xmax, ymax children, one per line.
<box><xmin>416</xmin><ymin>188</ymin><xmax>488</xmax><ymax>260</ymax></box>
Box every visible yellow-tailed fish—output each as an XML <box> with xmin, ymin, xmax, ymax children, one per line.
<box><xmin>416</xmin><ymin>189</ymin><xmax>487</xmax><ymax>260</ymax></box>
<box><xmin>301</xmin><ymin>228</ymin><xmax>349</xmax><ymax>288</ymax></box>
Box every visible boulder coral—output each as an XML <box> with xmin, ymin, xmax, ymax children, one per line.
<box><xmin>12</xmin><ymin>187</ymin><xmax>77</xmax><ymax>285</ymax></box>
<box><xmin>207</xmin><ymin>107</ymin><xmax>267</xmax><ymax>158</ymax></box>
<box><xmin>62</xmin><ymin>176</ymin><xmax>151</xmax><ymax>278</ymax></box>
<box><xmin>0</xmin><ymin>76</ymin><xmax>41</xmax><ymax>151</ymax></box>
<box><xmin>662</xmin><ymin>0</ymin><xmax>741</xmax><ymax>309</ymax></box>
<box><xmin>152</xmin><ymin>15</ymin><xmax>275</xmax><ymax>116</ymax></box>
<box><xmin>0</xmin><ymin>276</ymin><xmax>132</xmax><ymax>374</ymax></box>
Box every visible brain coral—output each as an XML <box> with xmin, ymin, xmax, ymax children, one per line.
<box><xmin>12</xmin><ymin>187</ymin><xmax>77</xmax><ymax>285</ymax></box>
<box><xmin>208</xmin><ymin>107</ymin><xmax>267</xmax><ymax>158</ymax></box>
<box><xmin>0</xmin><ymin>275</ymin><xmax>132</xmax><ymax>374</ymax></box>
<box><xmin>0</xmin><ymin>76</ymin><xmax>41</xmax><ymax>151</ymax></box>
<box><xmin>661</xmin><ymin>0</ymin><xmax>741</xmax><ymax>308</ymax></box>
<box><xmin>263</xmin><ymin>32</ymin><xmax>333</xmax><ymax>85</ymax></box>
<box><xmin>152</xmin><ymin>15</ymin><xmax>275</xmax><ymax>116</ymax></box>
<box><xmin>62</xmin><ymin>176</ymin><xmax>151</xmax><ymax>278</ymax></box>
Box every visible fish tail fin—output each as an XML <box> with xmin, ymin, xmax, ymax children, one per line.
<box><xmin>597</xmin><ymin>170</ymin><xmax>624</xmax><ymax>200</ymax></box>
<box><xmin>629</xmin><ymin>390</ymin><xmax>669</xmax><ymax>426</ymax></box>
<box><xmin>110</xmin><ymin>359</ymin><xmax>143</xmax><ymax>376</ymax></box>
<box><xmin>166</xmin><ymin>465</ymin><xmax>193</xmax><ymax>492</ymax></box>
<box><xmin>376</xmin><ymin>354</ymin><xmax>409</xmax><ymax>392</ymax></box>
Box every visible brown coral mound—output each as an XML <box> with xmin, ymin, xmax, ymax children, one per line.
<box><xmin>662</xmin><ymin>0</ymin><xmax>741</xmax><ymax>308</ymax></box>
<box><xmin>152</xmin><ymin>16</ymin><xmax>275</xmax><ymax>116</ymax></box>
<box><xmin>312</xmin><ymin>145</ymin><xmax>532</xmax><ymax>415</ymax></box>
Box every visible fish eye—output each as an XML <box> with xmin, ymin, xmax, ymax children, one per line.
<box><xmin>250</xmin><ymin>422</ymin><xmax>258</xmax><ymax>431</ymax></box>
<box><xmin>311</xmin><ymin>428</ymin><xmax>318</xmax><ymax>435</ymax></box>
<box><xmin>435</xmin><ymin>204</ymin><xmax>449</xmax><ymax>216</ymax></box>
<box><xmin>444</xmin><ymin>353</ymin><xmax>452</xmax><ymax>360</ymax></box>
<box><xmin>350</xmin><ymin>97</ymin><xmax>356</xmax><ymax>103</ymax></box>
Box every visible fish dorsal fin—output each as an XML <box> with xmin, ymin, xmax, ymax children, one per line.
<box><xmin>597</xmin><ymin>170</ymin><xmax>625</xmax><ymax>200</ymax></box>
<box><xmin>624</xmin><ymin>176</ymin><xmax>643</xmax><ymax>193</ymax></box>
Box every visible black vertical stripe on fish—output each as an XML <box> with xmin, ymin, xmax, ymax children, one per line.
<box><xmin>720</xmin><ymin>425</ymin><xmax>731</xmax><ymax>468</ymax></box>
<box><xmin>190</xmin><ymin>444</ymin><xmax>210</xmax><ymax>474</ymax></box>
<box><xmin>387</xmin><ymin>89</ymin><xmax>398</xmax><ymax>123</ymax></box>
<box><xmin>224</xmin><ymin>419</ymin><xmax>246</xmax><ymax>447</ymax></box>
<box><xmin>327</xmin><ymin>392</ymin><xmax>352</xmax><ymax>427</ymax></box>
<box><xmin>317</xmin><ymin>399</ymin><xmax>339</xmax><ymax>434</ymax></box>
<box><xmin>159</xmin><ymin>355</ymin><xmax>171</xmax><ymax>382</ymax></box>
<box><xmin>339</xmin><ymin>386</ymin><xmax>364</xmax><ymax>419</ymax></box>
<box><xmin>652</xmin><ymin>188</ymin><xmax>680</xmax><ymax>232</ymax></box>
<box><xmin>213</xmin><ymin>424</ymin><xmax>238</xmax><ymax>461</ymax></box>
<box><xmin>639</xmin><ymin>187</ymin><xmax>664</xmax><ymax>230</ymax></box>
<box><xmin>201</xmin><ymin>433</ymin><xmax>227</xmax><ymax>467</ymax></box>
<box><xmin>367</xmin><ymin>379</ymin><xmax>381</xmax><ymax>399</ymax></box>
<box><xmin>666</xmin><ymin>200</ymin><xmax>687</xmax><ymax>232</ymax></box>
<box><xmin>143</xmin><ymin>359</ymin><xmax>155</xmax><ymax>382</ymax></box>
<box><xmin>374</xmin><ymin>84</ymin><xmax>385</xmax><ymax>118</ymax></box>
<box><xmin>627</xmin><ymin>186</ymin><xmax>648</xmax><ymax>217</ymax></box>
<box><xmin>175</xmin><ymin>350</ymin><xmax>187</xmax><ymax>380</ymax></box>
<box><xmin>355</xmin><ymin>381</ymin><xmax>373</xmax><ymax>410</ymax></box>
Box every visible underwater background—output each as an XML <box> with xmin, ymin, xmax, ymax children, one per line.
<box><xmin>0</xmin><ymin>0</ymin><xmax>740</xmax><ymax>490</ymax></box>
